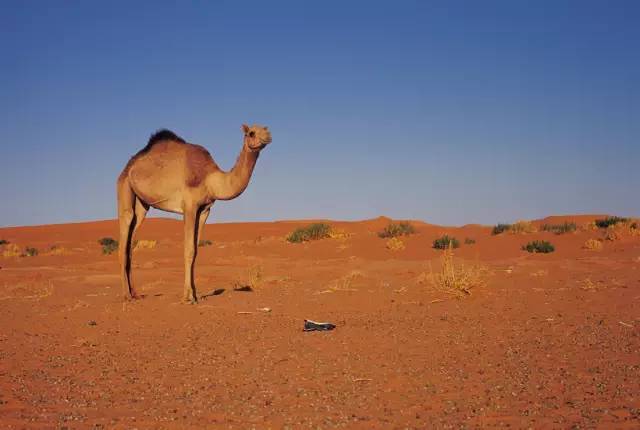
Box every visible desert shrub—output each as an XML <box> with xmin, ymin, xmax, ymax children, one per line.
<box><xmin>492</xmin><ymin>223</ymin><xmax>511</xmax><ymax>235</ymax></box>
<box><xmin>0</xmin><ymin>239</ymin><xmax>9</xmax><ymax>246</ymax></box>
<box><xmin>98</xmin><ymin>237</ymin><xmax>118</xmax><ymax>255</ymax></box>
<box><xmin>378</xmin><ymin>222</ymin><xmax>416</xmax><ymax>238</ymax></box>
<box><xmin>386</xmin><ymin>237</ymin><xmax>405</xmax><ymax>251</ymax></box>
<box><xmin>287</xmin><ymin>223</ymin><xmax>332</xmax><ymax>243</ymax></box>
<box><xmin>24</xmin><ymin>247</ymin><xmax>38</xmax><ymax>257</ymax></box>
<box><xmin>595</xmin><ymin>216</ymin><xmax>629</xmax><ymax>229</ymax></box>
<box><xmin>542</xmin><ymin>222</ymin><xmax>577</xmax><ymax>235</ymax></box>
<box><xmin>464</xmin><ymin>238</ymin><xmax>476</xmax><ymax>245</ymax></box>
<box><xmin>198</xmin><ymin>239</ymin><xmax>213</xmax><ymax>247</ymax></box>
<box><xmin>522</xmin><ymin>240</ymin><xmax>555</xmax><ymax>253</ymax></box>
<box><xmin>433</xmin><ymin>235</ymin><xmax>460</xmax><ymax>250</ymax></box>
<box><xmin>428</xmin><ymin>246</ymin><xmax>487</xmax><ymax>296</ymax></box>
<box><xmin>583</xmin><ymin>238</ymin><xmax>603</xmax><ymax>251</ymax></box>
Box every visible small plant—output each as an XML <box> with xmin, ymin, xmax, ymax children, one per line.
<box><xmin>98</xmin><ymin>237</ymin><xmax>118</xmax><ymax>255</ymax></box>
<box><xmin>134</xmin><ymin>240</ymin><xmax>157</xmax><ymax>251</ymax></box>
<box><xmin>2</xmin><ymin>244</ymin><xmax>21</xmax><ymax>257</ymax></box>
<box><xmin>24</xmin><ymin>247</ymin><xmax>38</xmax><ymax>257</ymax></box>
<box><xmin>385</xmin><ymin>237</ymin><xmax>405</xmax><ymax>251</ymax></box>
<box><xmin>433</xmin><ymin>235</ymin><xmax>460</xmax><ymax>250</ymax></box>
<box><xmin>378</xmin><ymin>222</ymin><xmax>416</xmax><ymax>238</ymax></box>
<box><xmin>198</xmin><ymin>239</ymin><xmax>213</xmax><ymax>247</ymax></box>
<box><xmin>595</xmin><ymin>216</ymin><xmax>629</xmax><ymax>229</ymax></box>
<box><xmin>583</xmin><ymin>238</ymin><xmax>603</xmax><ymax>251</ymax></box>
<box><xmin>328</xmin><ymin>228</ymin><xmax>351</xmax><ymax>240</ymax></box>
<box><xmin>464</xmin><ymin>238</ymin><xmax>476</xmax><ymax>245</ymax></box>
<box><xmin>47</xmin><ymin>245</ymin><xmax>68</xmax><ymax>256</ymax></box>
<box><xmin>428</xmin><ymin>246</ymin><xmax>487</xmax><ymax>296</ymax></box>
<box><xmin>0</xmin><ymin>239</ymin><xmax>9</xmax><ymax>246</ymax></box>
<box><xmin>522</xmin><ymin>240</ymin><xmax>555</xmax><ymax>253</ymax></box>
<box><xmin>492</xmin><ymin>223</ymin><xmax>511</xmax><ymax>235</ymax></box>
<box><xmin>287</xmin><ymin>223</ymin><xmax>332</xmax><ymax>243</ymax></box>
<box><xmin>542</xmin><ymin>222</ymin><xmax>577</xmax><ymax>235</ymax></box>
<box><xmin>509</xmin><ymin>220</ymin><xmax>536</xmax><ymax>234</ymax></box>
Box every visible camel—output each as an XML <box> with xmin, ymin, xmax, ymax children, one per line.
<box><xmin>116</xmin><ymin>124</ymin><xmax>271</xmax><ymax>303</ymax></box>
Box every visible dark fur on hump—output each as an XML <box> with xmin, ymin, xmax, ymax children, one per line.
<box><xmin>135</xmin><ymin>129</ymin><xmax>186</xmax><ymax>157</ymax></box>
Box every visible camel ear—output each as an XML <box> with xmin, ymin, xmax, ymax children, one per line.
<box><xmin>241</xmin><ymin>124</ymin><xmax>250</xmax><ymax>135</ymax></box>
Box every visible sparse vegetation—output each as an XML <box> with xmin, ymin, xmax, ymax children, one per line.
<box><xmin>24</xmin><ymin>247</ymin><xmax>38</xmax><ymax>257</ymax></box>
<box><xmin>433</xmin><ymin>235</ymin><xmax>460</xmax><ymax>250</ymax></box>
<box><xmin>492</xmin><ymin>223</ymin><xmax>511</xmax><ymax>235</ymax></box>
<box><xmin>542</xmin><ymin>222</ymin><xmax>577</xmax><ymax>235</ymax></box>
<box><xmin>522</xmin><ymin>240</ymin><xmax>555</xmax><ymax>254</ymax></box>
<box><xmin>198</xmin><ymin>239</ymin><xmax>213</xmax><ymax>247</ymax></box>
<box><xmin>595</xmin><ymin>216</ymin><xmax>629</xmax><ymax>229</ymax></box>
<box><xmin>328</xmin><ymin>228</ymin><xmax>351</xmax><ymax>240</ymax></box>
<box><xmin>378</xmin><ymin>222</ymin><xmax>416</xmax><ymax>238</ymax></box>
<box><xmin>492</xmin><ymin>221</ymin><xmax>537</xmax><ymax>235</ymax></box>
<box><xmin>583</xmin><ymin>238</ymin><xmax>603</xmax><ymax>251</ymax></box>
<box><xmin>98</xmin><ymin>237</ymin><xmax>118</xmax><ymax>255</ymax></box>
<box><xmin>464</xmin><ymin>238</ymin><xmax>476</xmax><ymax>245</ymax></box>
<box><xmin>509</xmin><ymin>220</ymin><xmax>536</xmax><ymax>234</ymax></box>
<box><xmin>386</xmin><ymin>237</ymin><xmax>405</xmax><ymax>251</ymax></box>
<box><xmin>427</xmin><ymin>245</ymin><xmax>487</xmax><ymax>296</ymax></box>
<box><xmin>0</xmin><ymin>239</ymin><xmax>9</xmax><ymax>246</ymax></box>
<box><xmin>47</xmin><ymin>245</ymin><xmax>68</xmax><ymax>256</ymax></box>
<box><xmin>287</xmin><ymin>223</ymin><xmax>332</xmax><ymax>243</ymax></box>
<box><xmin>134</xmin><ymin>239</ymin><xmax>157</xmax><ymax>250</ymax></box>
<box><xmin>2</xmin><ymin>244</ymin><xmax>21</xmax><ymax>257</ymax></box>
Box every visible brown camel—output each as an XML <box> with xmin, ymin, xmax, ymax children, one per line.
<box><xmin>117</xmin><ymin>124</ymin><xmax>271</xmax><ymax>303</ymax></box>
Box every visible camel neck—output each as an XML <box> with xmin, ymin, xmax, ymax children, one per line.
<box><xmin>207</xmin><ymin>144</ymin><xmax>259</xmax><ymax>201</ymax></box>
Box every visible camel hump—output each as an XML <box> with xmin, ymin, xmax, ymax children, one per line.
<box><xmin>134</xmin><ymin>129</ymin><xmax>186</xmax><ymax>158</ymax></box>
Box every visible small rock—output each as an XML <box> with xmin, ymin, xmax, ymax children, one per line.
<box><xmin>88</xmin><ymin>320</ymin><xmax>97</xmax><ymax>326</ymax></box>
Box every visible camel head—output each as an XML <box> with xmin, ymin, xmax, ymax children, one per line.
<box><xmin>242</xmin><ymin>124</ymin><xmax>272</xmax><ymax>152</ymax></box>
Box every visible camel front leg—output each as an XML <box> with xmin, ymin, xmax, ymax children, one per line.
<box><xmin>183</xmin><ymin>208</ymin><xmax>199</xmax><ymax>303</ymax></box>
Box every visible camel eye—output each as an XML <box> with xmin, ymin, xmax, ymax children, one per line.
<box><xmin>249</xmin><ymin>131</ymin><xmax>255</xmax><ymax>137</ymax></box>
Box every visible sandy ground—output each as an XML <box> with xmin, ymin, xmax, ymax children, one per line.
<box><xmin>0</xmin><ymin>216</ymin><xmax>639</xmax><ymax>429</ymax></box>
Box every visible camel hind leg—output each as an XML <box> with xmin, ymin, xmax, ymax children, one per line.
<box><xmin>117</xmin><ymin>177</ymin><xmax>148</xmax><ymax>300</ymax></box>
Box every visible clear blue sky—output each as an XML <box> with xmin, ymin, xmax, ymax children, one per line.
<box><xmin>1</xmin><ymin>1</ymin><xmax>638</xmax><ymax>227</ymax></box>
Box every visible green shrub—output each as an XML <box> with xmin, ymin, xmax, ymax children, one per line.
<box><xmin>595</xmin><ymin>216</ymin><xmax>629</xmax><ymax>229</ymax></box>
<box><xmin>0</xmin><ymin>239</ymin><xmax>9</xmax><ymax>246</ymax></box>
<box><xmin>492</xmin><ymin>223</ymin><xmax>511</xmax><ymax>235</ymax></box>
<box><xmin>287</xmin><ymin>223</ymin><xmax>332</xmax><ymax>243</ymax></box>
<box><xmin>433</xmin><ymin>235</ymin><xmax>460</xmax><ymax>250</ymax></box>
<box><xmin>198</xmin><ymin>239</ymin><xmax>213</xmax><ymax>247</ymax></box>
<box><xmin>541</xmin><ymin>222</ymin><xmax>577</xmax><ymax>234</ymax></box>
<box><xmin>522</xmin><ymin>240</ymin><xmax>555</xmax><ymax>253</ymax></box>
<box><xmin>24</xmin><ymin>247</ymin><xmax>38</xmax><ymax>257</ymax></box>
<box><xmin>98</xmin><ymin>237</ymin><xmax>118</xmax><ymax>255</ymax></box>
<box><xmin>378</xmin><ymin>222</ymin><xmax>416</xmax><ymax>238</ymax></box>
<box><xmin>464</xmin><ymin>237</ymin><xmax>476</xmax><ymax>245</ymax></box>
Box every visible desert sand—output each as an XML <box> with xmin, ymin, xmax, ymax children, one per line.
<box><xmin>0</xmin><ymin>216</ymin><xmax>639</xmax><ymax>428</ymax></box>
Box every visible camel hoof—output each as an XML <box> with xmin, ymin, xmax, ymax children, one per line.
<box><xmin>182</xmin><ymin>297</ymin><xmax>198</xmax><ymax>305</ymax></box>
<box><xmin>124</xmin><ymin>292</ymin><xmax>141</xmax><ymax>301</ymax></box>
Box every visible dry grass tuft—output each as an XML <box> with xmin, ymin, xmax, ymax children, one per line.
<box><xmin>329</xmin><ymin>228</ymin><xmax>351</xmax><ymax>241</ymax></box>
<box><xmin>509</xmin><ymin>220</ymin><xmax>537</xmax><ymax>234</ymax></box>
<box><xmin>583</xmin><ymin>238</ymin><xmax>603</xmax><ymax>251</ymax></box>
<box><xmin>386</xmin><ymin>237</ymin><xmax>405</xmax><ymax>251</ymax></box>
<box><xmin>247</xmin><ymin>265</ymin><xmax>263</xmax><ymax>289</ymax></box>
<box><xmin>46</xmin><ymin>245</ymin><xmax>69</xmax><ymax>256</ymax></box>
<box><xmin>2</xmin><ymin>244</ymin><xmax>21</xmax><ymax>258</ymax></box>
<box><xmin>426</xmin><ymin>245</ymin><xmax>488</xmax><ymax>296</ymax></box>
<box><xmin>134</xmin><ymin>240</ymin><xmax>157</xmax><ymax>251</ymax></box>
<box><xmin>319</xmin><ymin>271</ymin><xmax>364</xmax><ymax>293</ymax></box>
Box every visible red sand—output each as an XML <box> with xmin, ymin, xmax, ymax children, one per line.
<box><xmin>0</xmin><ymin>216</ymin><xmax>639</xmax><ymax>428</ymax></box>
